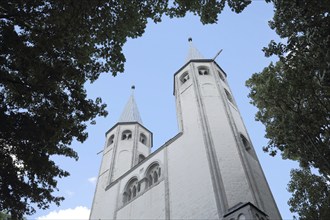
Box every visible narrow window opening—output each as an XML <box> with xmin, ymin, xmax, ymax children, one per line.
<box><xmin>107</xmin><ymin>134</ymin><xmax>114</xmax><ymax>146</ymax></box>
<box><xmin>180</xmin><ymin>72</ymin><xmax>189</xmax><ymax>84</ymax></box>
<box><xmin>148</xmin><ymin>175</ymin><xmax>153</xmax><ymax>187</ymax></box>
<box><xmin>139</xmin><ymin>133</ymin><xmax>147</xmax><ymax>145</ymax></box>
<box><xmin>122</xmin><ymin>130</ymin><xmax>132</xmax><ymax>140</ymax></box>
<box><xmin>132</xmin><ymin>186</ymin><xmax>137</xmax><ymax>197</ymax></box>
<box><xmin>153</xmin><ymin>171</ymin><xmax>158</xmax><ymax>183</ymax></box>
<box><xmin>240</xmin><ymin>134</ymin><xmax>251</xmax><ymax>150</ymax></box>
<box><xmin>225</xmin><ymin>89</ymin><xmax>234</xmax><ymax>104</ymax></box>
<box><xmin>138</xmin><ymin>154</ymin><xmax>145</xmax><ymax>163</ymax></box>
<box><xmin>137</xmin><ymin>183</ymin><xmax>141</xmax><ymax>192</ymax></box>
<box><xmin>218</xmin><ymin>70</ymin><xmax>225</xmax><ymax>82</ymax></box>
<box><xmin>128</xmin><ymin>189</ymin><xmax>131</xmax><ymax>201</ymax></box>
<box><xmin>198</xmin><ymin>67</ymin><xmax>209</xmax><ymax>75</ymax></box>
<box><xmin>158</xmin><ymin>168</ymin><xmax>161</xmax><ymax>177</ymax></box>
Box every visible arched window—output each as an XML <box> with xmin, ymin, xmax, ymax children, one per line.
<box><xmin>146</xmin><ymin>163</ymin><xmax>161</xmax><ymax>188</ymax></box>
<box><xmin>107</xmin><ymin>134</ymin><xmax>114</xmax><ymax>146</ymax></box>
<box><xmin>198</xmin><ymin>67</ymin><xmax>209</xmax><ymax>75</ymax></box>
<box><xmin>218</xmin><ymin>70</ymin><xmax>225</xmax><ymax>82</ymax></box>
<box><xmin>240</xmin><ymin>134</ymin><xmax>251</xmax><ymax>150</ymax></box>
<box><xmin>180</xmin><ymin>72</ymin><xmax>189</xmax><ymax>84</ymax></box>
<box><xmin>139</xmin><ymin>133</ymin><xmax>147</xmax><ymax>145</ymax></box>
<box><xmin>138</xmin><ymin>154</ymin><xmax>145</xmax><ymax>163</ymax></box>
<box><xmin>225</xmin><ymin>89</ymin><xmax>234</xmax><ymax>104</ymax></box>
<box><xmin>123</xmin><ymin>177</ymin><xmax>138</xmax><ymax>204</ymax></box>
<box><xmin>238</xmin><ymin>214</ymin><xmax>246</xmax><ymax>220</ymax></box>
<box><xmin>121</xmin><ymin>130</ymin><xmax>132</xmax><ymax>140</ymax></box>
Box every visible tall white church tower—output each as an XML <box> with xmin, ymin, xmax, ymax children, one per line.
<box><xmin>90</xmin><ymin>40</ymin><xmax>281</xmax><ymax>219</ymax></box>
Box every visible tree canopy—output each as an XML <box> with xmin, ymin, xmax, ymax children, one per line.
<box><xmin>287</xmin><ymin>168</ymin><xmax>330</xmax><ymax>220</ymax></box>
<box><xmin>0</xmin><ymin>0</ymin><xmax>251</xmax><ymax>218</ymax></box>
<box><xmin>246</xmin><ymin>0</ymin><xmax>329</xmax><ymax>218</ymax></box>
<box><xmin>2</xmin><ymin>0</ymin><xmax>329</xmax><ymax>218</ymax></box>
<box><xmin>246</xmin><ymin>0</ymin><xmax>330</xmax><ymax>176</ymax></box>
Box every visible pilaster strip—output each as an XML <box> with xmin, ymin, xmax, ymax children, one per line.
<box><xmin>113</xmin><ymin>179</ymin><xmax>122</xmax><ymax>220</ymax></box>
<box><xmin>107</xmin><ymin>127</ymin><xmax>121</xmax><ymax>185</ymax></box>
<box><xmin>89</xmin><ymin>139</ymin><xmax>108</xmax><ymax>218</ymax></box>
<box><xmin>131</xmin><ymin>124</ymin><xmax>139</xmax><ymax>167</ymax></box>
<box><xmin>210</xmin><ymin>63</ymin><xmax>264</xmax><ymax>210</ymax></box>
<box><xmin>164</xmin><ymin>146</ymin><xmax>171</xmax><ymax>219</ymax></box>
<box><xmin>191</xmin><ymin>62</ymin><xmax>228</xmax><ymax>217</ymax></box>
<box><xmin>175</xmin><ymin>75</ymin><xmax>184</xmax><ymax>132</ymax></box>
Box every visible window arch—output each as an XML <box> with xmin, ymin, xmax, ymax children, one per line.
<box><xmin>240</xmin><ymin>134</ymin><xmax>251</xmax><ymax>150</ymax></box>
<box><xmin>198</xmin><ymin>66</ymin><xmax>209</xmax><ymax>75</ymax></box>
<box><xmin>121</xmin><ymin>130</ymin><xmax>132</xmax><ymax>140</ymax></box>
<box><xmin>146</xmin><ymin>162</ymin><xmax>161</xmax><ymax>188</ymax></box>
<box><xmin>107</xmin><ymin>134</ymin><xmax>114</xmax><ymax>146</ymax></box>
<box><xmin>180</xmin><ymin>72</ymin><xmax>190</xmax><ymax>84</ymax></box>
<box><xmin>139</xmin><ymin>133</ymin><xmax>147</xmax><ymax>145</ymax></box>
<box><xmin>225</xmin><ymin>89</ymin><xmax>234</xmax><ymax>104</ymax></box>
<box><xmin>123</xmin><ymin>177</ymin><xmax>138</xmax><ymax>204</ymax></box>
<box><xmin>238</xmin><ymin>214</ymin><xmax>246</xmax><ymax>220</ymax></box>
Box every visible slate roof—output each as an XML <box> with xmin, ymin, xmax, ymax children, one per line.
<box><xmin>186</xmin><ymin>38</ymin><xmax>204</xmax><ymax>61</ymax></box>
<box><xmin>118</xmin><ymin>93</ymin><xmax>143</xmax><ymax>124</ymax></box>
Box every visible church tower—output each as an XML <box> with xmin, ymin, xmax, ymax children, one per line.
<box><xmin>90</xmin><ymin>40</ymin><xmax>281</xmax><ymax>219</ymax></box>
<box><xmin>90</xmin><ymin>89</ymin><xmax>152</xmax><ymax>214</ymax></box>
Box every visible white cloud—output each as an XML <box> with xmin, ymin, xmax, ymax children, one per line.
<box><xmin>37</xmin><ymin>206</ymin><xmax>90</xmax><ymax>220</ymax></box>
<box><xmin>88</xmin><ymin>176</ymin><xmax>97</xmax><ymax>185</ymax></box>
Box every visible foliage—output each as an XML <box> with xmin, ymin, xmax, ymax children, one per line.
<box><xmin>246</xmin><ymin>1</ymin><xmax>330</xmax><ymax>175</ymax></box>
<box><xmin>0</xmin><ymin>0</ymin><xmax>251</xmax><ymax>218</ymax></box>
<box><xmin>0</xmin><ymin>211</ymin><xmax>10</xmax><ymax>220</ymax></box>
<box><xmin>0</xmin><ymin>211</ymin><xmax>27</xmax><ymax>220</ymax></box>
<box><xmin>246</xmin><ymin>1</ymin><xmax>330</xmax><ymax>218</ymax></box>
<box><xmin>288</xmin><ymin>168</ymin><xmax>330</xmax><ymax>220</ymax></box>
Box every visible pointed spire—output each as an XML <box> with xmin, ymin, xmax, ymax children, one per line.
<box><xmin>118</xmin><ymin>86</ymin><xmax>143</xmax><ymax>124</ymax></box>
<box><xmin>186</xmin><ymin>38</ymin><xmax>204</xmax><ymax>62</ymax></box>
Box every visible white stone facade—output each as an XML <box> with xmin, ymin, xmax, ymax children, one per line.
<box><xmin>90</xmin><ymin>49</ymin><xmax>282</xmax><ymax>219</ymax></box>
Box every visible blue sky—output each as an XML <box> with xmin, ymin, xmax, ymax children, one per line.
<box><xmin>32</xmin><ymin>1</ymin><xmax>298</xmax><ymax>219</ymax></box>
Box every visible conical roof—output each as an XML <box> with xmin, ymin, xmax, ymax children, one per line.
<box><xmin>186</xmin><ymin>38</ymin><xmax>204</xmax><ymax>61</ymax></box>
<box><xmin>118</xmin><ymin>89</ymin><xmax>143</xmax><ymax>124</ymax></box>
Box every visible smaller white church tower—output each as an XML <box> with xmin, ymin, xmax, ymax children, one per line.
<box><xmin>90</xmin><ymin>88</ymin><xmax>152</xmax><ymax>214</ymax></box>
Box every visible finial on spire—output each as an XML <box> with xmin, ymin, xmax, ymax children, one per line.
<box><xmin>186</xmin><ymin>38</ymin><xmax>204</xmax><ymax>61</ymax></box>
<box><xmin>131</xmin><ymin>85</ymin><xmax>135</xmax><ymax>90</ymax></box>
